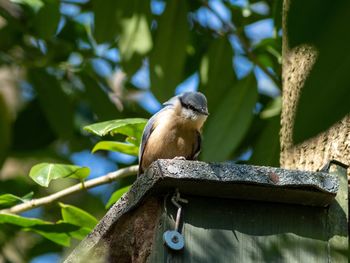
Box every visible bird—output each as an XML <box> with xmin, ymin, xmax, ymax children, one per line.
<box><xmin>138</xmin><ymin>91</ymin><xmax>209</xmax><ymax>175</ymax></box>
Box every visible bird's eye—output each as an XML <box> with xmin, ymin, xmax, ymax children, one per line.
<box><xmin>183</xmin><ymin>103</ymin><xmax>190</xmax><ymax>109</ymax></box>
<box><xmin>181</xmin><ymin>101</ymin><xmax>199</xmax><ymax>112</ymax></box>
<box><xmin>187</xmin><ymin>104</ymin><xmax>198</xmax><ymax>112</ymax></box>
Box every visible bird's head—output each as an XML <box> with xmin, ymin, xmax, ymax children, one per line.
<box><xmin>164</xmin><ymin>92</ymin><xmax>209</xmax><ymax>127</ymax></box>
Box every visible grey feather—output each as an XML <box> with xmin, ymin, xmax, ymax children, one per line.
<box><xmin>193</xmin><ymin>131</ymin><xmax>202</xmax><ymax>160</ymax></box>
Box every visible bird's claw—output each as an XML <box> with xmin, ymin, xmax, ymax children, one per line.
<box><xmin>173</xmin><ymin>156</ymin><xmax>186</xmax><ymax>160</ymax></box>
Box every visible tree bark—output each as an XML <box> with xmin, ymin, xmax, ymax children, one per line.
<box><xmin>280</xmin><ymin>0</ymin><xmax>350</xmax><ymax>175</ymax></box>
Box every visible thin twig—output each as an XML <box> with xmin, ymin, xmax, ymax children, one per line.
<box><xmin>0</xmin><ymin>165</ymin><xmax>139</xmax><ymax>215</ymax></box>
<box><xmin>203</xmin><ymin>1</ymin><xmax>281</xmax><ymax>87</ymax></box>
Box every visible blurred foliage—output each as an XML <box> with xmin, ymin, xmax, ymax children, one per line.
<box><xmin>288</xmin><ymin>0</ymin><xmax>350</xmax><ymax>142</ymax></box>
<box><xmin>0</xmin><ymin>0</ymin><xmax>286</xmax><ymax>261</ymax></box>
<box><xmin>105</xmin><ymin>184</ymin><xmax>131</xmax><ymax>209</ymax></box>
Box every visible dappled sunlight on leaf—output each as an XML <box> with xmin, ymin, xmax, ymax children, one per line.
<box><xmin>59</xmin><ymin>203</ymin><xmax>98</xmax><ymax>229</ymax></box>
<box><xmin>84</xmin><ymin>118</ymin><xmax>147</xmax><ymax>146</ymax></box>
<box><xmin>29</xmin><ymin>163</ymin><xmax>90</xmax><ymax>187</ymax></box>
<box><xmin>92</xmin><ymin>141</ymin><xmax>139</xmax><ymax>156</ymax></box>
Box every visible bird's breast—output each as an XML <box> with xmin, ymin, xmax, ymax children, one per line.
<box><xmin>142</xmin><ymin>121</ymin><xmax>197</xmax><ymax>170</ymax></box>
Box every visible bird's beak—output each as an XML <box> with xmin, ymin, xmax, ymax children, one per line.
<box><xmin>200</xmin><ymin>109</ymin><xmax>209</xmax><ymax>116</ymax></box>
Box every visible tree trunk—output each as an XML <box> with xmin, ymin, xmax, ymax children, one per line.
<box><xmin>280</xmin><ymin>0</ymin><xmax>350</xmax><ymax>175</ymax></box>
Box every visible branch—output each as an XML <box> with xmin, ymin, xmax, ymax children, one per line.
<box><xmin>203</xmin><ymin>1</ymin><xmax>281</xmax><ymax>87</ymax></box>
<box><xmin>0</xmin><ymin>165</ymin><xmax>139</xmax><ymax>215</ymax></box>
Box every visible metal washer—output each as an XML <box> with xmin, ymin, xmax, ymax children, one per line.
<box><xmin>163</xmin><ymin>230</ymin><xmax>185</xmax><ymax>251</ymax></box>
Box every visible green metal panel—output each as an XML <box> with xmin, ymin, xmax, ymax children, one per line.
<box><xmin>149</xmin><ymin>164</ymin><xmax>348</xmax><ymax>263</ymax></box>
<box><xmin>327</xmin><ymin>165</ymin><xmax>349</xmax><ymax>261</ymax></box>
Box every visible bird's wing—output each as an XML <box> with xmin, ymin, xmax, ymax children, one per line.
<box><xmin>138</xmin><ymin>116</ymin><xmax>155</xmax><ymax>175</ymax></box>
<box><xmin>138</xmin><ymin>107</ymin><xmax>169</xmax><ymax>175</ymax></box>
<box><xmin>192</xmin><ymin>131</ymin><xmax>202</xmax><ymax>160</ymax></box>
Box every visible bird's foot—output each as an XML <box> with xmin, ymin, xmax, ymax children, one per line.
<box><xmin>173</xmin><ymin>156</ymin><xmax>186</xmax><ymax>160</ymax></box>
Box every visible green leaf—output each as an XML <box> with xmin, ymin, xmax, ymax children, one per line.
<box><xmin>12</xmin><ymin>99</ymin><xmax>56</xmax><ymax>151</ymax></box>
<box><xmin>249</xmin><ymin>115</ymin><xmax>280</xmax><ymax>167</ymax></box>
<box><xmin>288</xmin><ymin>0</ymin><xmax>350</xmax><ymax>142</ymax></box>
<box><xmin>199</xmin><ymin>37</ymin><xmax>252</xmax><ymax>162</ymax></box>
<box><xmin>93</xmin><ymin>0</ymin><xmax>119</xmax><ymax>43</ymax></box>
<box><xmin>11</xmin><ymin>0</ymin><xmax>44</xmax><ymax>12</ymax></box>
<box><xmin>93</xmin><ymin>0</ymin><xmax>152</xmax><ymax>74</ymax></box>
<box><xmin>260</xmin><ymin>96</ymin><xmax>281</xmax><ymax>119</ymax></box>
<box><xmin>84</xmin><ymin>118</ymin><xmax>147</xmax><ymax>145</ymax></box>
<box><xmin>33</xmin><ymin>230</ymin><xmax>71</xmax><ymax>247</ymax></box>
<box><xmin>29</xmin><ymin>163</ymin><xmax>90</xmax><ymax>187</ymax></box>
<box><xmin>0</xmin><ymin>213</ymin><xmax>89</xmax><ymax>246</ymax></box>
<box><xmin>229</xmin><ymin>5</ymin><xmax>268</xmax><ymax>29</ymax></box>
<box><xmin>64</xmin><ymin>226</ymin><xmax>91</xmax><ymax>240</ymax></box>
<box><xmin>253</xmin><ymin>37</ymin><xmax>282</xmax><ymax>71</ymax></box>
<box><xmin>80</xmin><ymin>74</ymin><xmax>121</xmax><ymax>121</ymax></box>
<box><xmin>92</xmin><ymin>141</ymin><xmax>139</xmax><ymax>156</ymax></box>
<box><xmin>0</xmin><ymin>25</ymin><xmax>22</xmax><ymax>51</ymax></box>
<box><xmin>21</xmin><ymin>192</ymin><xmax>34</xmax><ymax>201</ymax></box>
<box><xmin>59</xmin><ymin>203</ymin><xmax>98</xmax><ymax>229</ymax></box>
<box><xmin>33</xmin><ymin>221</ymin><xmax>91</xmax><ymax>247</ymax></box>
<box><xmin>29</xmin><ymin>69</ymin><xmax>75</xmax><ymax>140</ymax></box>
<box><xmin>30</xmin><ymin>222</ymin><xmax>82</xmax><ymax>246</ymax></box>
<box><xmin>118</xmin><ymin>0</ymin><xmax>152</xmax><ymax>74</ymax></box>
<box><xmin>272</xmin><ymin>0</ymin><xmax>283</xmax><ymax>36</ymax></box>
<box><xmin>0</xmin><ymin>213</ymin><xmax>51</xmax><ymax>227</ymax></box>
<box><xmin>0</xmin><ymin>194</ymin><xmax>23</xmax><ymax>209</ymax></box>
<box><xmin>0</xmin><ymin>93</ymin><xmax>11</xmax><ymax>168</ymax></box>
<box><xmin>0</xmin><ymin>192</ymin><xmax>34</xmax><ymax>209</ymax></box>
<box><xmin>33</xmin><ymin>0</ymin><xmax>60</xmax><ymax>39</ymax></box>
<box><xmin>150</xmin><ymin>0</ymin><xmax>190</xmax><ymax>102</ymax></box>
<box><xmin>0</xmin><ymin>177</ymin><xmax>35</xmax><ymax>198</ymax></box>
<box><xmin>105</xmin><ymin>185</ymin><xmax>131</xmax><ymax>209</ymax></box>
<box><xmin>93</xmin><ymin>0</ymin><xmax>152</xmax><ymax>51</ymax></box>
<box><xmin>0</xmin><ymin>213</ymin><xmax>84</xmax><ymax>246</ymax></box>
<box><xmin>287</xmin><ymin>0</ymin><xmax>344</xmax><ymax>48</ymax></box>
<box><xmin>199</xmin><ymin>37</ymin><xmax>237</xmax><ymax>110</ymax></box>
<box><xmin>183</xmin><ymin>29</ymin><xmax>211</xmax><ymax>79</ymax></box>
<box><xmin>202</xmin><ymin>74</ymin><xmax>258</xmax><ymax>161</ymax></box>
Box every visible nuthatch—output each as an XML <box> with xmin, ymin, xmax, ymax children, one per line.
<box><xmin>138</xmin><ymin>92</ymin><xmax>209</xmax><ymax>175</ymax></box>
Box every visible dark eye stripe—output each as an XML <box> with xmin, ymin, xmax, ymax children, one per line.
<box><xmin>188</xmin><ymin>105</ymin><xmax>199</xmax><ymax>112</ymax></box>
<box><xmin>180</xmin><ymin>99</ymin><xmax>200</xmax><ymax>112</ymax></box>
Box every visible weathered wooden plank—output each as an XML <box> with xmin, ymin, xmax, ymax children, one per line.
<box><xmin>149</xmin><ymin>160</ymin><xmax>338</xmax><ymax>207</ymax></box>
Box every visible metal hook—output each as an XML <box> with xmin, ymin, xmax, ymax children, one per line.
<box><xmin>171</xmin><ymin>188</ymin><xmax>188</xmax><ymax>209</ymax></box>
<box><xmin>171</xmin><ymin>189</ymin><xmax>188</xmax><ymax>231</ymax></box>
<box><xmin>163</xmin><ymin>189</ymin><xmax>188</xmax><ymax>251</ymax></box>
